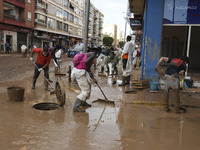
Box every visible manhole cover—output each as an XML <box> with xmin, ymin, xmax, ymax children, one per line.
<box><xmin>33</xmin><ymin>102</ymin><xmax>60</xmax><ymax>111</ymax></box>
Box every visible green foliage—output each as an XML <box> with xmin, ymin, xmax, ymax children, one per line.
<box><xmin>103</xmin><ymin>36</ymin><xmax>114</xmax><ymax>47</ymax></box>
<box><xmin>119</xmin><ymin>41</ymin><xmax>125</xmax><ymax>48</ymax></box>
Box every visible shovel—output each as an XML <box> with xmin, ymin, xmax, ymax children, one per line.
<box><xmin>31</xmin><ymin>61</ymin><xmax>56</xmax><ymax>94</ymax></box>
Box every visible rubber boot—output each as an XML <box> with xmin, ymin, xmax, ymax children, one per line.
<box><xmin>32</xmin><ymin>79</ymin><xmax>36</xmax><ymax>89</ymax></box>
<box><xmin>111</xmin><ymin>70</ymin><xmax>114</xmax><ymax>78</ymax></box>
<box><xmin>98</xmin><ymin>66</ymin><xmax>104</xmax><ymax>74</ymax></box>
<box><xmin>105</xmin><ymin>65</ymin><xmax>109</xmax><ymax>74</ymax></box>
<box><xmin>118</xmin><ymin>76</ymin><xmax>126</xmax><ymax>86</ymax></box>
<box><xmin>125</xmin><ymin>75</ymin><xmax>130</xmax><ymax>85</ymax></box>
<box><xmin>45</xmin><ymin>81</ymin><xmax>49</xmax><ymax>91</ymax></box>
<box><xmin>73</xmin><ymin>98</ymin><xmax>85</xmax><ymax>112</ymax></box>
<box><xmin>80</xmin><ymin>101</ymin><xmax>91</xmax><ymax>107</ymax></box>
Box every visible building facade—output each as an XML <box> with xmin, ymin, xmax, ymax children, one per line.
<box><xmin>0</xmin><ymin>0</ymin><xmax>35</xmax><ymax>52</ymax></box>
<box><xmin>0</xmin><ymin>0</ymin><xmax>104</xmax><ymax>52</ymax></box>
<box><xmin>129</xmin><ymin>0</ymin><xmax>200</xmax><ymax>80</ymax></box>
<box><xmin>33</xmin><ymin>0</ymin><xmax>85</xmax><ymax>49</ymax></box>
<box><xmin>88</xmin><ymin>3</ymin><xmax>104</xmax><ymax>47</ymax></box>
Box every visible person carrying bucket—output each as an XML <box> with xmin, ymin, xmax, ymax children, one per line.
<box><xmin>30</xmin><ymin>45</ymin><xmax>51</xmax><ymax>91</ymax></box>
<box><xmin>71</xmin><ymin>47</ymin><xmax>101</xmax><ymax>112</ymax></box>
<box><xmin>154</xmin><ymin>56</ymin><xmax>189</xmax><ymax>113</ymax></box>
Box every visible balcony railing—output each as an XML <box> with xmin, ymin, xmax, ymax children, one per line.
<box><xmin>4</xmin><ymin>13</ymin><xmax>25</xmax><ymax>22</ymax></box>
<box><xmin>16</xmin><ymin>0</ymin><xmax>25</xmax><ymax>3</ymax></box>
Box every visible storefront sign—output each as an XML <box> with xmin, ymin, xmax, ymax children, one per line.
<box><xmin>163</xmin><ymin>0</ymin><xmax>200</xmax><ymax>24</ymax></box>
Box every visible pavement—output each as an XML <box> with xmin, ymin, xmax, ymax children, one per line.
<box><xmin>0</xmin><ymin>57</ymin><xmax>200</xmax><ymax>150</ymax></box>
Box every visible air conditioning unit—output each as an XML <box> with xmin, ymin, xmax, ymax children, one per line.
<box><xmin>35</xmin><ymin>19</ymin><xmax>38</xmax><ymax>23</ymax></box>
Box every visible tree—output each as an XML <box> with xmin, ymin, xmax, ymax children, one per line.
<box><xmin>119</xmin><ymin>41</ymin><xmax>125</xmax><ymax>48</ymax></box>
<box><xmin>103</xmin><ymin>36</ymin><xmax>114</xmax><ymax>47</ymax></box>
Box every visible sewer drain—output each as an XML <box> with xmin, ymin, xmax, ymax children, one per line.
<box><xmin>33</xmin><ymin>102</ymin><xmax>60</xmax><ymax>111</ymax></box>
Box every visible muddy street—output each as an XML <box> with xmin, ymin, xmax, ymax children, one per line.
<box><xmin>0</xmin><ymin>54</ymin><xmax>200</xmax><ymax>150</ymax></box>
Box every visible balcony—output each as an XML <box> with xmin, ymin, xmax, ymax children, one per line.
<box><xmin>3</xmin><ymin>13</ymin><xmax>25</xmax><ymax>27</ymax></box>
<box><xmin>4</xmin><ymin>0</ymin><xmax>25</xmax><ymax>8</ymax></box>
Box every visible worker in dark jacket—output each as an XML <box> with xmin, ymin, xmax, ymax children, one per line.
<box><xmin>155</xmin><ymin>56</ymin><xmax>189</xmax><ymax>113</ymax></box>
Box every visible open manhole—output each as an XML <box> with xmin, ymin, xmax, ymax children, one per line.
<box><xmin>33</xmin><ymin>102</ymin><xmax>60</xmax><ymax>111</ymax></box>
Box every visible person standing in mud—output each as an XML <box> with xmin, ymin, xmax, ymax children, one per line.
<box><xmin>119</xmin><ymin>35</ymin><xmax>134</xmax><ymax>86</ymax></box>
<box><xmin>30</xmin><ymin>46</ymin><xmax>51</xmax><ymax>90</ymax></box>
<box><xmin>71</xmin><ymin>47</ymin><xmax>101</xmax><ymax>112</ymax></box>
<box><xmin>154</xmin><ymin>56</ymin><xmax>189</xmax><ymax>113</ymax></box>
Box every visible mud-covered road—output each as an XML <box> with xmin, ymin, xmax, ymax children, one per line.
<box><xmin>1</xmin><ymin>54</ymin><xmax>200</xmax><ymax>150</ymax></box>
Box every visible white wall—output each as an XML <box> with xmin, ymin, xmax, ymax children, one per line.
<box><xmin>4</xmin><ymin>30</ymin><xmax>17</xmax><ymax>52</ymax></box>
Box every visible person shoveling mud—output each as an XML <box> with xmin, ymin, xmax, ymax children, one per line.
<box><xmin>71</xmin><ymin>47</ymin><xmax>101</xmax><ymax>112</ymax></box>
<box><xmin>30</xmin><ymin>46</ymin><xmax>51</xmax><ymax>91</ymax></box>
<box><xmin>155</xmin><ymin>56</ymin><xmax>189</xmax><ymax>113</ymax></box>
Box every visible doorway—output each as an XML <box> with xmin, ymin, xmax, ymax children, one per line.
<box><xmin>189</xmin><ymin>26</ymin><xmax>200</xmax><ymax>73</ymax></box>
<box><xmin>161</xmin><ymin>26</ymin><xmax>188</xmax><ymax>58</ymax></box>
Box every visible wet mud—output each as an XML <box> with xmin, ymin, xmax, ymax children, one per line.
<box><xmin>0</xmin><ymin>55</ymin><xmax>200</xmax><ymax>150</ymax></box>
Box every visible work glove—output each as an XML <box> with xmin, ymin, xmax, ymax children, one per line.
<box><xmin>30</xmin><ymin>57</ymin><xmax>33</xmax><ymax>61</ymax></box>
<box><xmin>38</xmin><ymin>68</ymin><xmax>43</xmax><ymax>72</ymax></box>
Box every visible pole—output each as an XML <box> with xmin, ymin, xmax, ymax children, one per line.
<box><xmin>84</xmin><ymin>0</ymin><xmax>90</xmax><ymax>53</ymax></box>
<box><xmin>124</xmin><ymin>20</ymin><xmax>127</xmax><ymax>44</ymax></box>
<box><xmin>185</xmin><ymin>25</ymin><xmax>191</xmax><ymax>76</ymax></box>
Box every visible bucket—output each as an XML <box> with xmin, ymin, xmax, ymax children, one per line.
<box><xmin>150</xmin><ymin>82</ymin><xmax>159</xmax><ymax>91</ymax></box>
<box><xmin>7</xmin><ymin>86</ymin><xmax>25</xmax><ymax>101</ymax></box>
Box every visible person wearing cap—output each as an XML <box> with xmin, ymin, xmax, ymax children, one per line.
<box><xmin>30</xmin><ymin>45</ymin><xmax>51</xmax><ymax>90</ymax></box>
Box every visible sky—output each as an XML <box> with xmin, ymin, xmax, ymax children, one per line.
<box><xmin>90</xmin><ymin>0</ymin><xmax>131</xmax><ymax>37</ymax></box>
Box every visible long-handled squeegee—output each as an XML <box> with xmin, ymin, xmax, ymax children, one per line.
<box><xmin>92</xmin><ymin>82</ymin><xmax>115</xmax><ymax>105</ymax></box>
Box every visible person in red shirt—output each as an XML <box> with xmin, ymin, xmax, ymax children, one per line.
<box><xmin>30</xmin><ymin>46</ymin><xmax>51</xmax><ymax>90</ymax></box>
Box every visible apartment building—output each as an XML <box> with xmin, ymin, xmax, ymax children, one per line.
<box><xmin>88</xmin><ymin>3</ymin><xmax>104</xmax><ymax>47</ymax></box>
<box><xmin>33</xmin><ymin>0</ymin><xmax>85</xmax><ymax>48</ymax></box>
<box><xmin>0</xmin><ymin>0</ymin><xmax>35</xmax><ymax>52</ymax></box>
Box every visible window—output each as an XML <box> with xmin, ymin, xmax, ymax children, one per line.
<box><xmin>69</xmin><ymin>13</ymin><xmax>74</xmax><ymax>22</ymax></box>
<box><xmin>64</xmin><ymin>11</ymin><xmax>68</xmax><ymax>19</ymax></box>
<box><xmin>63</xmin><ymin>24</ymin><xmax>68</xmax><ymax>32</ymax></box>
<box><xmin>36</xmin><ymin>14</ymin><xmax>46</xmax><ymax>26</ymax></box>
<box><xmin>74</xmin><ymin>16</ymin><xmax>78</xmax><ymax>24</ymax></box>
<box><xmin>56</xmin><ymin>0</ymin><xmax>63</xmax><ymax>5</ymax></box>
<box><xmin>28</xmin><ymin>12</ymin><xmax>31</xmax><ymax>21</ymax></box>
<box><xmin>64</xmin><ymin>0</ymin><xmax>68</xmax><ymax>7</ymax></box>
<box><xmin>48</xmin><ymin>5</ymin><xmax>56</xmax><ymax>15</ymax></box>
<box><xmin>57</xmin><ymin>21</ymin><xmax>62</xmax><ymax>31</ymax></box>
<box><xmin>48</xmin><ymin>18</ymin><xmax>55</xmax><ymax>29</ymax></box>
<box><xmin>56</xmin><ymin>9</ymin><xmax>63</xmax><ymax>18</ymax></box>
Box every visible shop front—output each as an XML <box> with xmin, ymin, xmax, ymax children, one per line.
<box><xmin>162</xmin><ymin>0</ymin><xmax>200</xmax><ymax>73</ymax></box>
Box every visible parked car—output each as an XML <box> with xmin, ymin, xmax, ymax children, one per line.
<box><xmin>68</xmin><ymin>43</ymin><xmax>84</xmax><ymax>57</ymax></box>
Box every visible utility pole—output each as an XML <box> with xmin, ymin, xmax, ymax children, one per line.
<box><xmin>84</xmin><ymin>0</ymin><xmax>90</xmax><ymax>52</ymax></box>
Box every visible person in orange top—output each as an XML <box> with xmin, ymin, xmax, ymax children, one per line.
<box><xmin>30</xmin><ymin>46</ymin><xmax>51</xmax><ymax>90</ymax></box>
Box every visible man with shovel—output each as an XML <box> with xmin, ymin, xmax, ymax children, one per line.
<box><xmin>71</xmin><ymin>47</ymin><xmax>101</xmax><ymax>112</ymax></box>
<box><xmin>154</xmin><ymin>56</ymin><xmax>189</xmax><ymax>113</ymax></box>
<box><xmin>30</xmin><ymin>46</ymin><xmax>51</xmax><ymax>90</ymax></box>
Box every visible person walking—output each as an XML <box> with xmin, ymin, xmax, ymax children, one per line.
<box><xmin>30</xmin><ymin>46</ymin><xmax>51</xmax><ymax>90</ymax></box>
<box><xmin>71</xmin><ymin>47</ymin><xmax>101</xmax><ymax>112</ymax></box>
<box><xmin>119</xmin><ymin>35</ymin><xmax>135</xmax><ymax>86</ymax></box>
<box><xmin>5</xmin><ymin>41</ymin><xmax>10</xmax><ymax>54</ymax></box>
<box><xmin>21</xmin><ymin>44</ymin><xmax>27</xmax><ymax>58</ymax></box>
<box><xmin>154</xmin><ymin>56</ymin><xmax>189</xmax><ymax>113</ymax></box>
